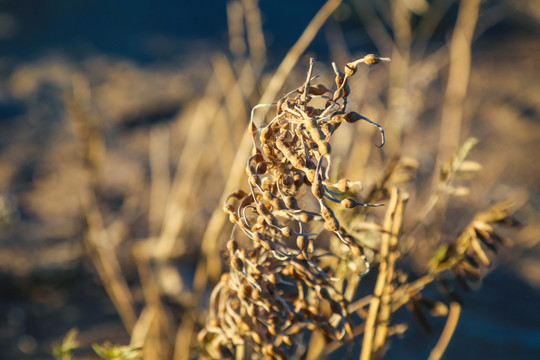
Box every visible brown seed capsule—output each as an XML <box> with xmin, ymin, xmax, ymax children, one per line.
<box><xmin>252</xmin><ymin>287</ymin><xmax>261</xmax><ymax>300</ymax></box>
<box><xmin>272</xmin><ymin>197</ymin><xmax>287</xmax><ymax>211</ymax></box>
<box><xmin>299</xmin><ymin>212</ymin><xmax>311</xmax><ymax>224</ymax></box>
<box><xmin>350</xmin><ymin>244</ymin><xmax>364</xmax><ymax>257</ymax></box>
<box><xmin>228</xmin><ymin>213</ymin><xmax>239</xmax><ymax>223</ymax></box>
<box><xmin>281</xmin><ymin>226</ymin><xmax>293</xmax><ymax>237</ymax></box>
<box><xmin>308</xmin><ymin>83</ymin><xmax>331</xmax><ymax>95</ymax></box>
<box><xmin>320</xmin><ymin>122</ymin><xmax>335</xmax><ymax>137</ymax></box>
<box><xmin>251</xmin><ymin>330</ymin><xmax>262</xmax><ymax>345</ymax></box>
<box><xmin>239</xmin><ymin>283</ymin><xmax>252</xmax><ymax>299</ymax></box>
<box><xmin>231</xmin><ymin>257</ymin><xmax>244</xmax><ymax>272</ymax></box>
<box><xmin>317</xmin><ymin>141</ymin><xmax>331</xmax><ymax>157</ymax></box>
<box><xmin>296</xmin><ymin>236</ymin><xmax>309</xmax><ymax>251</ymax></box>
<box><xmin>282</xmin><ymin>175</ymin><xmax>294</xmax><ymax>187</ymax></box>
<box><xmin>268</xmin><ymin>273</ymin><xmax>280</xmax><ymax>284</ymax></box>
<box><xmin>345</xmin><ymin>62</ymin><xmax>357</xmax><ymax>76</ymax></box>
<box><xmin>311</xmin><ymin>181</ymin><xmax>325</xmax><ymax>199</ymax></box>
<box><xmin>341</xmin><ymin>198</ymin><xmax>355</xmax><ymax>208</ymax></box>
<box><xmin>336</xmin><ymin>178</ymin><xmax>350</xmax><ymax>192</ymax></box>
<box><xmin>227</xmin><ymin>239</ymin><xmax>238</xmax><ymax>254</ymax></box>
<box><xmin>318</xmin><ymin>287</ymin><xmax>331</xmax><ymax>300</ymax></box>
<box><xmin>323</xmin><ymin>215</ymin><xmax>340</xmax><ymax>232</ymax></box>
<box><xmin>256</xmin><ymin>162</ymin><xmax>268</xmax><ymax>174</ymax></box>
<box><xmin>329</xmin><ymin>299</ymin><xmax>342</xmax><ymax>315</ymax></box>
<box><xmin>282</xmin><ymin>335</ymin><xmax>293</xmax><ymax>346</ymax></box>
<box><xmin>363</xmin><ymin>53</ymin><xmax>378</xmax><ymax>65</ymax></box>
<box><xmin>284</xmin><ymin>196</ymin><xmax>299</xmax><ymax>210</ymax></box>
<box><xmin>223</xmin><ymin>204</ymin><xmax>235</xmax><ymax>213</ymax></box>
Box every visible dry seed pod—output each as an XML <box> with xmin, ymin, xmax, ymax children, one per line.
<box><xmin>296</xmin><ymin>236</ymin><xmax>309</xmax><ymax>251</ymax></box>
<box><xmin>336</xmin><ymin>178</ymin><xmax>351</xmax><ymax>192</ymax></box>
<box><xmin>282</xmin><ymin>175</ymin><xmax>294</xmax><ymax>187</ymax></box>
<box><xmin>231</xmin><ymin>257</ymin><xmax>244</xmax><ymax>272</ymax></box>
<box><xmin>228</xmin><ymin>213</ymin><xmax>239</xmax><ymax>223</ymax></box>
<box><xmin>227</xmin><ymin>239</ymin><xmax>239</xmax><ymax>254</ymax></box>
<box><xmin>281</xmin><ymin>226</ymin><xmax>293</xmax><ymax>237</ymax></box>
<box><xmin>311</xmin><ymin>181</ymin><xmax>325</xmax><ymax>199</ymax></box>
<box><xmin>321</xmin><ymin>205</ymin><xmax>340</xmax><ymax>232</ymax></box>
<box><xmin>318</xmin><ymin>287</ymin><xmax>331</xmax><ymax>300</ymax></box>
<box><xmin>256</xmin><ymin>161</ymin><xmax>269</xmax><ymax>174</ymax></box>
<box><xmin>223</xmin><ymin>204</ymin><xmax>235</xmax><ymax>214</ymax></box>
<box><xmin>284</xmin><ymin>195</ymin><xmax>299</xmax><ymax>210</ymax></box>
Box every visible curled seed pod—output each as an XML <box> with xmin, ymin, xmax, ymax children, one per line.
<box><xmin>262</xmin><ymin>191</ymin><xmax>275</xmax><ymax>203</ymax></box>
<box><xmin>281</xmin><ymin>226</ymin><xmax>293</xmax><ymax>237</ymax></box>
<box><xmin>336</xmin><ymin>178</ymin><xmax>351</xmax><ymax>192</ymax></box>
<box><xmin>249</xmin><ymin>173</ymin><xmax>262</xmax><ymax>188</ymax></box>
<box><xmin>276</xmin><ymin>137</ymin><xmax>307</xmax><ymax>170</ymax></box>
<box><xmin>321</xmin><ymin>205</ymin><xmax>340</xmax><ymax>232</ymax></box>
<box><xmin>343</xmin><ymin>112</ymin><xmax>365</xmax><ymax>123</ymax></box>
<box><xmin>231</xmin><ymin>257</ymin><xmax>244</xmax><ymax>272</ymax></box>
<box><xmin>318</xmin><ymin>286</ymin><xmax>331</xmax><ymax>300</ymax></box>
<box><xmin>309</xmin><ymin>83</ymin><xmax>332</xmax><ymax>95</ymax></box>
<box><xmin>228</xmin><ymin>213</ymin><xmax>239</xmax><ymax>223</ymax></box>
<box><xmin>363</xmin><ymin>53</ymin><xmax>390</xmax><ymax>65</ymax></box>
<box><xmin>227</xmin><ymin>189</ymin><xmax>248</xmax><ymax>201</ymax></box>
<box><xmin>320</xmin><ymin>122</ymin><xmax>335</xmax><ymax>138</ymax></box>
<box><xmin>293</xmin><ymin>172</ymin><xmax>305</xmax><ymax>187</ymax></box>
<box><xmin>282</xmin><ymin>335</ymin><xmax>293</xmax><ymax>346</ymax></box>
<box><xmin>223</xmin><ymin>204</ymin><xmax>235</xmax><ymax>214</ymax></box>
<box><xmin>251</xmin><ymin>331</ymin><xmax>263</xmax><ymax>345</ymax></box>
<box><xmin>296</xmin><ymin>236</ymin><xmax>309</xmax><ymax>251</ymax></box>
<box><xmin>350</xmin><ymin>244</ymin><xmax>364</xmax><ymax>257</ymax></box>
<box><xmin>341</xmin><ymin>198</ymin><xmax>355</xmax><ymax>208</ymax></box>
<box><xmin>311</xmin><ymin>181</ymin><xmax>325</xmax><ymax>199</ymax></box>
<box><xmin>256</xmin><ymin>161</ymin><xmax>269</xmax><ymax>174</ymax></box>
<box><xmin>268</xmin><ymin>273</ymin><xmax>280</xmax><ymax>284</ymax></box>
<box><xmin>253</xmin><ymin>232</ymin><xmax>276</xmax><ymax>251</ymax></box>
<box><xmin>344</xmin><ymin>62</ymin><xmax>357</xmax><ymax>76</ymax></box>
<box><xmin>305</xmin><ymin>106</ymin><xmax>323</xmax><ymax>117</ymax></box>
<box><xmin>227</xmin><ymin>239</ymin><xmax>238</xmax><ymax>254</ymax></box>
<box><xmin>284</xmin><ymin>195</ymin><xmax>299</xmax><ymax>210</ymax></box>
<box><xmin>305</xmin><ymin>157</ymin><xmax>317</xmax><ymax>170</ymax></box>
<box><xmin>305</xmin><ymin>169</ymin><xmax>316</xmax><ymax>183</ymax></box>
<box><xmin>282</xmin><ymin>175</ymin><xmax>294</xmax><ymax>187</ymax></box>
<box><xmin>260</xmin><ymin>125</ymin><xmax>273</xmax><ymax>142</ymax></box>
<box><xmin>256</xmin><ymin>202</ymin><xmax>278</xmax><ymax>226</ymax></box>
<box><xmin>329</xmin><ymin>299</ymin><xmax>342</xmax><ymax>315</ymax></box>
<box><xmin>239</xmin><ymin>283</ymin><xmax>252</xmax><ymax>299</ymax></box>
<box><xmin>254</xmin><ymin>264</ymin><xmax>265</xmax><ymax>275</ymax></box>
<box><xmin>271</xmin><ymin>197</ymin><xmax>287</xmax><ymax>211</ymax></box>
<box><xmin>317</xmin><ymin>141</ymin><xmax>331</xmax><ymax>157</ymax></box>
<box><xmin>299</xmin><ymin>212</ymin><xmax>311</xmax><ymax>223</ymax></box>
<box><xmin>252</xmin><ymin>287</ymin><xmax>261</xmax><ymax>301</ymax></box>
<box><xmin>333</xmin><ymin>64</ymin><xmax>345</xmax><ymax>88</ymax></box>
<box><xmin>251</xmin><ymin>152</ymin><xmax>265</xmax><ymax>164</ymax></box>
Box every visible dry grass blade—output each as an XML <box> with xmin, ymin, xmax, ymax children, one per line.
<box><xmin>361</xmin><ymin>187</ymin><xmax>406</xmax><ymax>360</ymax></box>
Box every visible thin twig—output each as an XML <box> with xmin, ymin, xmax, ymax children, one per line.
<box><xmin>428</xmin><ymin>302</ymin><xmax>462</xmax><ymax>360</ymax></box>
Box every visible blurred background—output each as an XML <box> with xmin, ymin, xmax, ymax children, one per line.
<box><xmin>0</xmin><ymin>0</ymin><xmax>539</xmax><ymax>359</ymax></box>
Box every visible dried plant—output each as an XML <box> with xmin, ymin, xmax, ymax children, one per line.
<box><xmin>199</xmin><ymin>55</ymin><xmax>390</xmax><ymax>358</ymax></box>
<box><xmin>198</xmin><ymin>55</ymin><xmax>520</xmax><ymax>360</ymax></box>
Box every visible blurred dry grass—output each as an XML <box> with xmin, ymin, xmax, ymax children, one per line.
<box><xmin>1</xmin><ymin>0</ymin><xmax>539</xmax><ymax>359</ymax></box>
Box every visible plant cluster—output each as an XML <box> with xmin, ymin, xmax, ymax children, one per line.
<box><xmin>198</xmin><ymin>55</ymin><xmax>520</xmax><ymax>360</ymax></box>
<box><xmin>199</xmin><ymin>55</ymin><xmax>391</xmax><ymax>358</ymax></box>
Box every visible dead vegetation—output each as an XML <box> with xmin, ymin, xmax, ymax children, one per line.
<box><xmin>1</xmin><ymin>0</ymin><xmax>539</xmax><ymax>359</ymax></box>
